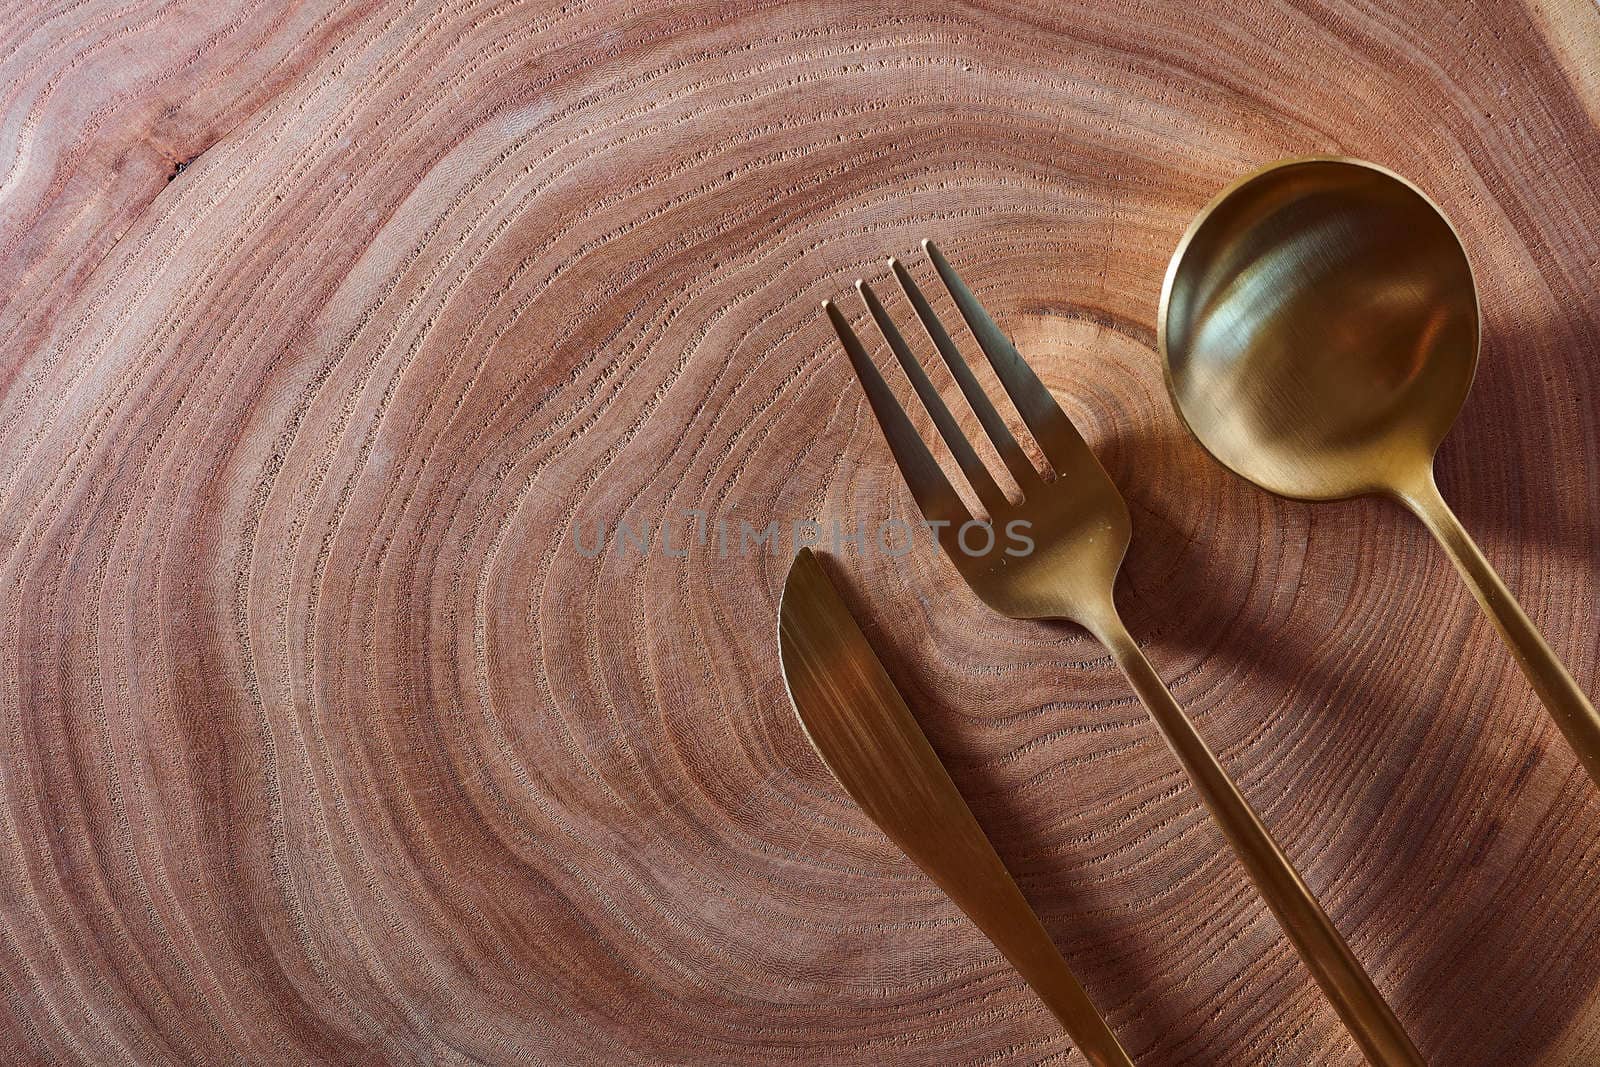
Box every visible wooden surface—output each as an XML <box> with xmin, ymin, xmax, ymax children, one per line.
<box><xmin>1</xmin><ymin>1</ymin><xmax>1598</xmax><ymax>1063</ymax></box>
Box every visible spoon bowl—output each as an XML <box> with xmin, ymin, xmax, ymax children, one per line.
<box><xmin>1159</xmin><ymin>156</ymin><xmax>1600</xmax><ymax>792</ymax></box>
<box><xmin>1160</xmin><ymin>157</ymin><xmax>1478</xmax><ymax>499</ymax></box>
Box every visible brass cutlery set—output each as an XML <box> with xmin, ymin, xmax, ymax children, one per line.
<box><xmin>777</xmin><ymin>158</ymin><xmax>1600</xmax><ymax>1065</ymax></box>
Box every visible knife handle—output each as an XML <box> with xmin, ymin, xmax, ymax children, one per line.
<box><xmin>913</xmin><ymin>832</ymin><xmax>1134</xmax><ymax>1067</ymax></box>
<box><xmin>780</xmin><ymin>550</ymin><xmax>1131</xmax><ymax>1064</ymax></box>
<box><xmin>852</xmin><ymin>721</ymin><xmax>1133</xmax><ymax>1067</ymax></box>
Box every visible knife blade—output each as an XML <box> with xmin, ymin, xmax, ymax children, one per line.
<box><xmin>777</xmin><ymin>547</ymin><xmax>1132</xmax><ymax>1066</ymax></box>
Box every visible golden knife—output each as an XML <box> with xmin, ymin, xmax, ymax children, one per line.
<box><xmin>778</xmin><ymin>548</ymin><xmax>1133</xmax><ymax>1066</ymax></box>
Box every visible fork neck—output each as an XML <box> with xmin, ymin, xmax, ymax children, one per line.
<box><xmin>1076</xmin><ymin>600</ymin><xmax>1132</xmax><ymax>656</ymax></box>
<box><xmin>1079</xmin><ymin>607</ymin><xmax>1181</xmax><ymax>734</ymax></box>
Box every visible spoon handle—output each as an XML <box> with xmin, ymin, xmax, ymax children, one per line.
<box><xmin>1399</xmin><ymin>471</ymin><xmax>1600</xmax><ymax>790</ymax></box>
<box><xmin>1088</xmin><ymin>610</ymin><xmax>1422</xmax><ymax>1067</ymax></box>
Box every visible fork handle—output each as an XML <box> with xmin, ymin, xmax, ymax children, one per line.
<box><xmin>1090</xmin><ymin>612</ymin><xmax>1423</xmax><ymax>1067</ymax></box>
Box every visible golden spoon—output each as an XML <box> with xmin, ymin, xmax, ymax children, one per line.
<box><xmin>1160</xmin><ymin>155</ymin><xmax>1600</xmax><ymax>789</ymax></box>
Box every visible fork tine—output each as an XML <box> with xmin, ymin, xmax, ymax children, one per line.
<box><xmin>922</xmin><ymin>239</ymin><xmax>1087</xmax><ymax>473</ymax></box>
<box><xmin>889</xmin><ymin>258</ymin><xmax>1039</xmax><ymax>490</ymax></box>
<box><xmin>856</xmin><ymin>278</ymin><xmax>1007</xmax><ymax>517</ymax></box>
<box><xmin>824</xmin><ymin>300</ymin><xmax>971</xmax><ymax>528</ymax></box>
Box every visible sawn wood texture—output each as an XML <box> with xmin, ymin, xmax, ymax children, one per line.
<box><xmin>0</xmin><ymin>1</ymin><xmax>1597</xmax><ymax>1063</ymax></box>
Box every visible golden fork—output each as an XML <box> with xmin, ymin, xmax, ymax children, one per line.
<box><xmin>823</xmin><ymin>240</ymin><xmax>1422</xmax><ymax>1067</ymax></box>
